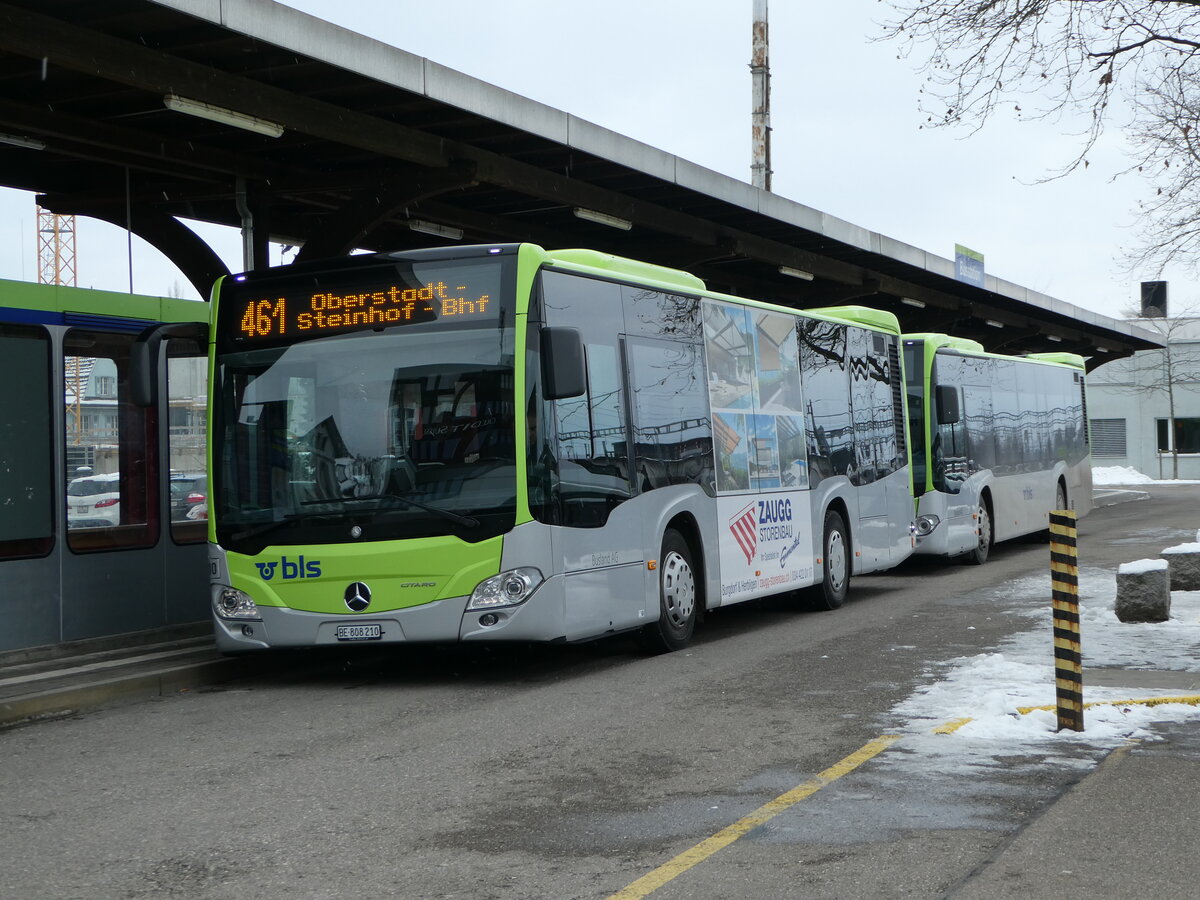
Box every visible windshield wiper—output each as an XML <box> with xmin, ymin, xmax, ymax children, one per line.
<box><xmin>302</xmin><ymin>494</ymin><xmax>480</xmax><ymax>528</ymax></box>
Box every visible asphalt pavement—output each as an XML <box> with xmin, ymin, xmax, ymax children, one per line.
<box><xmin>4</xmin><ymin>484</ymin><xmax>1199</xmax><ymax>899</ymax></box>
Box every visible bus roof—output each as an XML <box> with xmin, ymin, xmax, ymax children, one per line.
<box><xmin>903</xmin><ymin>332</ymin><xmax>985</xmax><ymax>354</ymax></box>
<box><xmin>805</xmin><ymin>305</ymin><xmax>902</xmax><ymax>334</ymax></box>
<box><xmin>906</xmin><ymin>332</ymin><xmax>1086</xmax><ymax>370</ymax></box>
<box><xmin>543</xmin><ymin>248</ymin><xmax>706</xmax><ymax>293</ymax></box>
<box><xmin>539</xmin><ymin>247</ymin><xmax>901</xmax><ymax>335</ymax></box>
<box><xmin>1026</xmin><ymin>351</ymin><xmax>1087</xmax><ymax>369</ymax></box>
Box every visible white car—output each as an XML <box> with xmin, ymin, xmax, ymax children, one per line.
<box><xmin>67</xmin><ymin>472</ymin><xmax>121</xmax><ymax>527</ymax></box>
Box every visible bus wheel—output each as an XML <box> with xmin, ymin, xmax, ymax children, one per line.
<box><xmin>966</xmin><ymin>501</ymin><xmax>992</xmax><ymax>565</ymax></box>
<box><xmin>643</xmin><ymin>529</ymin><xmax>698</xmax><ymax>652</ymax></box>
<box><xmin>814</xmin><ymin>509</ymin><xmax>850</xmax><ymax>611</ymax></box>
<box><xmin>1056</xmin><ymin>481</ymin><xmax>1068</xmax><ymax>511</ymax></box>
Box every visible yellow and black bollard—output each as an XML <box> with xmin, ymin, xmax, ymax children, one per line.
<box><xmin>1050</xmin><ymin>509</ymin><xmax>1083</xmax><ymax>732</ymax></box>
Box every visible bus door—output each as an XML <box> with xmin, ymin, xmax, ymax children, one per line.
<box><xmin>542</xmin><ymin>271</ymin><xmax>645</xmax><ymax>639</ymax></box>
<box><xmin>847</xmin><ymin>329</ymin><xmax>905</xmax><ymax>568</ymax></box>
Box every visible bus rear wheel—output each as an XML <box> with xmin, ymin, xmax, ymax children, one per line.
<box><xmin>1056</xmin><ymin>480</ymin><xmax>1069</xmax><ymax>511</ymax></box>
<box><xmin>812</xmin><ymin>509</ymin><xmax>849</xmax><ymax>611</ymax></box>
<box><xmin>642</xmin><ymin>529</ymin><xmax>698</xmax><ymax>652</ymax></box>
<box><xmin>965</xmin><ymin>501</ymin><xmax>992</xmax><ymax>565</ymax></box>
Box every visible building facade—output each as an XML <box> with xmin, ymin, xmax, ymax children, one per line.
<box><xmin>1087</xmin><ymin>317</ymin><xmax>1200</xmax><ymax>480</ymax></box>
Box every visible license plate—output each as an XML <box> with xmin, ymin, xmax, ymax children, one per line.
<box><xmin>335</xmin><ymin>624</ymin><xmax>382</xmax><ymax>641</ymax></box>
<box><xmin>73</xmin><ymin>505</ymin><xmax>88</xmax><ymax>514</ymax></box>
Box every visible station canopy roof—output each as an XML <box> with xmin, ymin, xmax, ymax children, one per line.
<box><xmin>0</xmin><ymin>0</ymin><xmax>1162</xmax><ymax>368</ymax></box>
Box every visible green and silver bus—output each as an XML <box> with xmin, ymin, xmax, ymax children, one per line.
<box><xmin>197</xmin><ymin>244</ymin><xmax>915</xmax><ymax>652</ymax></box>
<box><xmin>903</xmin><ymin>334</ymin><xmax>1092</xmax><ymax>564</ymax></box>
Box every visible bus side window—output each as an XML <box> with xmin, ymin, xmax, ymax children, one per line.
<box><xmin>799</xmin><ymin>318</ymin><xmax>851</xmax><ymax>485</ymax></box>
<box><xmin>931</xmin><ymin>361</ymin><xmax>967</xmax><ymax>493</ymax></box>
<box><xmin>627</xmin><ymin>336</ymin><xmax>713</xmax><ymax>494</ymax></box>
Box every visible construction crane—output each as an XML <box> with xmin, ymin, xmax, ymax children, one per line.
<box><xmin>37</xmin><ymin>207</ymin><xmax>77</xmax><ymax>287</ymax></box>
<box><xmin>38</xmin><ymin>207</ymin><xmax>90</xmax><ymax>449</ymax></box>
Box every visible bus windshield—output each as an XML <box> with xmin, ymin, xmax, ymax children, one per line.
<box><xmin>213</xmin><ymin>257</ymin><xmax>517</xmax><ymax>555</ymax></box>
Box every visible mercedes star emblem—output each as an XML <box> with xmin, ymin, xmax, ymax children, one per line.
<box><xmin>344</xmin><ymin>582</ymin><xmax>371</xmax><ymax>612</ymax></box>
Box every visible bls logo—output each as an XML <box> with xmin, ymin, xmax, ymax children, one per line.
<box><xmin>254</xmin><ymin>556</ymin><xmax>322</xmax><ymax>582</ymax></box>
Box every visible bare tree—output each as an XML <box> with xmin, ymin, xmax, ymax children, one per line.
<box><xmin>1102</xmin><ymin>306</ymin><xmax>1200</xmax><ymax>477</ymax></box>
<box><xmin>880</xmin><ymin>1</ymin><xmax>1200</xmax><ymax>272</ymax></box>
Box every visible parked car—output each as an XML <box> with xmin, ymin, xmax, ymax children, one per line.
<box><xmin>67</xmin><ymin>472</ymin><xmax>121</xmax><ymax>527</ymax></box>
<box><xmin>169</xmin><ymin>474</ymin><xmax>207</xmax><ymax>521</ymax></box>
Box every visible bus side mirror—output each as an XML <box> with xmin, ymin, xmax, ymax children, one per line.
<box><xmin>131</xmin><ymin>322</ymin><xmax>209</xmax><ymax>407</ymax></box>
<box><xmin>541</xmin><ymin>327</ymin><xmax>586</xmax><ymax>400</ymax></box>
<box><xmin>936</xmin><ymin>385</ymin><xmax>960</xmax><ymax>425</ymax></box>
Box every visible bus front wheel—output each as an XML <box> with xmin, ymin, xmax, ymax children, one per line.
<box><xmin>965</xmin><ymin>500</ymin><xmax>992</xmax><ymax>565</ymax></box>
<box><xmin>813</xmin><ymin>509</ymin><xmax>850</xmax><ymax>611</ymax></box>
<box><xmin>642</xmin><ymin>529</ymin><xmax>698</xmax><ymax>652</ymax></box>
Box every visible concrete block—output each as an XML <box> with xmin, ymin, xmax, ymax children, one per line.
<box><xmin>1161</xmin><ymin>543</ymin><xmax>1200</xmax><ymax>592</ymax></box>
<box><xmin>1115</xmin><ymin>559</ymin><xmax>1171</xmax><ymax>623</ymax></box>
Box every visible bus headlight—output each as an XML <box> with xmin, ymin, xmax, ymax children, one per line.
<box><xmin>214</xmin><ymin>586</ymin><xmax>261</xmax><ymax>620</ymax></box>
<box><xmin>467</xmin><ymin>567</ymin><xmax>544</xmax><ymax>610</ymax></box>
<box><xmin>914</xmin><ymin>515</ymin><xmax>941</xmax><ymax>537</ymax></box>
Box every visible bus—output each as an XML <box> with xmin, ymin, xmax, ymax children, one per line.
<box><xmin>902</xmin><ymin>333</ymin><xmax>1092</xmax><ymax>564</ymax></box>
<box><xmin>163</xmin><ymin>244</ymin><xmax>916</xmax><ymax>653</ymax></box>
<box><xmin>0</xmin><ymin>279</ymin><xmax>209</xmax><ymax>652</ymax></box>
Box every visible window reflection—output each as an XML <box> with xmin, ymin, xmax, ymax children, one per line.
<box><xmin>541</xmin><ymin>271</ymin><xmax>632</xmax><ymax>527</ymax></box>
<box><xmin>64</xmin><ymin>330</ymin><xmax>157</xmax><ymax>551</ymax></box>
<box><xmin>0</xmin><ymin>325</ymin><xmax>53</xmax><ymax>559</ymax></box>
<box><xmin>800</xmin><ymin>318</ymin><xmax>851</xmax><ymax>486</ymax></box>
<box><xmin>167</xmin><ymin>349</ymin><xmax>208</xmax><ymax>543</ymax></box>
<box><xmin>628</xmin><ymin>338</ymin><xmax>713</xmax><ymax>493</ymax></box>
<box><xmin>931</xmin><ymin>352</ymin><xmax>1088</xmax><ymax>489</ymax></box>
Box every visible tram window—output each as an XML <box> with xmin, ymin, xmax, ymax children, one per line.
<box><xmin>0</xmin><ymin>324</ymin><xmax>54</xmax><ymax>559</ymax></box>
<box><xmin>167</xmin><ymin>349</ymin><xmax>208</xmax><ymax>544</ymax></box>
<box><xmin>65</xmin><ymin>330</ymin><xmax>159</xmax><ymax>552</ymax></box>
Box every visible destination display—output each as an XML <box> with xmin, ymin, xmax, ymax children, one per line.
<box><xmin>223</xmin><ymin>261</ymin><xmax>505</xmax><ymax>344</ymax></box>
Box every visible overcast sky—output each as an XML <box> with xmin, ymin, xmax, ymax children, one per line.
<box><xmin>0</xmin><ymin>0</ymin><xmax>1186</xmax><ymax>320</ymax></box>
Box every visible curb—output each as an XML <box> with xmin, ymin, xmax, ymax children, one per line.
<box><xmin>0</xmin><ymin>656</ymin><xmax>268</xmax><ymax>729</ymax></box>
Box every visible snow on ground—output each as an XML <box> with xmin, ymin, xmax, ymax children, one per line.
<box><xmin>1093</xmin><ymin>465</ymin><xmax>1200</xmax><ymax>486</ymax></box>
<box><xmin>880</xmin><ymin>567</ymin><xmax>1200</xmax><ymax>776</ymax></box>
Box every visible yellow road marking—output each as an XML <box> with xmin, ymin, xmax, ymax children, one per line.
<box><xmin>1017</xmin><ymin>694</ymin><xmax>1200</xmax><ymax>714</ymax></box>
<box><xmin>606</xmin><ymin>735</ymin><xmax>901</xmax><ymax>900</ymax></box>
<box><xmin>932</xmin><ymin>716</ymin><xmax>973</xmax><ymax>734</ymax></box>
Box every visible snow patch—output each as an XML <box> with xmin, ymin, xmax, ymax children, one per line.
<box><xmin>1092</xmin><ymin>466</ymin><xmax>1154</xmax><ymax>485</ymax></box>
<box><xmin>1162</xmin><ymin>542</ymin><xmax>1200</xmax><ymax>555</ymax></box>
<box><xmin>882</xmin><ymin>572</ymin><xmax>1200</xmax><ymax>778</ymax></box>
<box><xmin>1119</xmin><ymin>558</ymin><xmax>1169</xmax><ymax>574</ymax></box>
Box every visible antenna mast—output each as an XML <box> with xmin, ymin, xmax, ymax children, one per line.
<box><xmin>751</xmin><ymin>0</ymin><xmax>772</xmax><ymax>191</ymax></box>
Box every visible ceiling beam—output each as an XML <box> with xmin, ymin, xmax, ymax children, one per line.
<box><xmin>0</xmin><ymin>3</ymin><xmax>907</xmax><ymax>294</ymax></box>
<box><xmin>39</xmin><ymin>190</ymin><xmax>230</xmax><ymax>298</ymax></box>
<box><xmin>294</xmin><ymin>161</ymin><xmax>478</xmax><ymax>262</ymax></box>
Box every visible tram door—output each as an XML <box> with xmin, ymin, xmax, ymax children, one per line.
<box><xmin>0</xmin><ymin>318</ymin><xmax>208</xmax><ymax>653</ymax></box>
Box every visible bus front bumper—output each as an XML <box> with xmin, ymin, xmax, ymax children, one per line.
<box><xmin>212</xmin><ymin>576</ymin><xmax>568</xmax><ymax>651</ymax></box>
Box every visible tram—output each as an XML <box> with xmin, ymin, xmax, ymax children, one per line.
<box><xmin>0</xmin><ymin>278</ymin><xmax>209</xmax><ymax>652</ymax></box>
